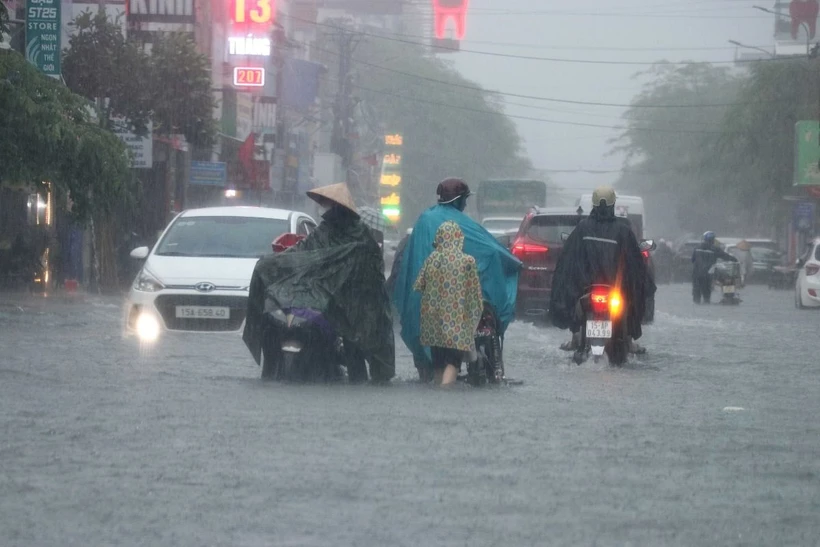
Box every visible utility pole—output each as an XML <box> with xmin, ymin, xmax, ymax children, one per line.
<box><xmin>329</xmin><ymin>25</ymin><xmax>362</xmax><ymax>199</ymax></box>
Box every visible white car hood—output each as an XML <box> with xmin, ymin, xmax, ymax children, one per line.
<box><xmin>144</xmin><ymin>255</ymin><xmax>260</xmax><ymax>287</ymax></box>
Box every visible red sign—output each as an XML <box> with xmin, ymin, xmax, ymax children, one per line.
<box><xmin>433</xmin><ymin>0</ymin><xmax>469</xmax><ymax>40</ymax></box>
<box><xmin>233</xmin><ymin>67</ymin><xmax>265</xmax><ymax>88</ymax></box>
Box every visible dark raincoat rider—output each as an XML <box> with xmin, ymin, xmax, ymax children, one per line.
<box><xmin>692</xmin><ymin>231</ymin><xmax>737</xmax><ymax>304</ymax></box>
<box><xmin>550</xmin><ymin>186</ymin><xmax>655</xmax><ymax>350</ymax></box>
<box><xmin>243</xmin><ymin>183</ymin><xmax>395</xmax><ymax>383</ymax></box>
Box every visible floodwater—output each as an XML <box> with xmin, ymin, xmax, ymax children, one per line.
<box><xmin>1</xmin><ymin>285</ymin><xmax>818</xmax><ymax>546</ymax></box>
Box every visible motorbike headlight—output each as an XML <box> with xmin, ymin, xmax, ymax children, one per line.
<box><xmin>134</xmin><ymin>269</ymin><xmax>164</xmax><ymax>292</ymax></box>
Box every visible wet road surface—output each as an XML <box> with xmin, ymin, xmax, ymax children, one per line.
<box><xmin>1</xmin><ymin>285</ymin><xmax>819</xmax><ymax>546</ymax></box>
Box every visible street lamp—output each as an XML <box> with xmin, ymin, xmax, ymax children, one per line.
<box><xmin>753</xmin><ymin>4</ymin><xmax>813</xmax><ymax>56</ymax></box>
<box><xmin>728</xmin><ymin>40</ymin><xmax>774</xmax><ymax>59</ymax></box>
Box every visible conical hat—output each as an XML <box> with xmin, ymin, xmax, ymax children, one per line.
<box><xmin>306</xmin><ymin>183</ymin><xmax>358</xmax><ymax>215</ymax></box>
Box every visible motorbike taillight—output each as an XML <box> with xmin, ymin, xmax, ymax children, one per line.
<box><xmin>590</xmin><ymin>291</ymin><xmax>609</xmax><ymax>314</ymax></box>
<box><xmin>590</xmin><ymin>289</ymin><xmax>624</xmax><ymax>317</ymax></box>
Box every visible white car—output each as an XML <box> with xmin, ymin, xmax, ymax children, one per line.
<box><xmin>795</xmin><ymin>237</ymin><xmax>820</xmax><ymax>309</ymax></box>
<box><xmin>481</xmin><ymin>217</ymin><xmax>523</xmax><ymax>247</ymax></box>
<box><xmin>124</xmin><ymin>207</ymin><xmax>317</xmax><ymax>342</ymax></box>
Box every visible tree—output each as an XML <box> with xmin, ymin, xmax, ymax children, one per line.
<box><xmin>149</xmin><ymin>32</ymin><xmax>216</xmax><ymax>148</ymax></box>
<box><xmin>719</xmin><ymin>58</ymin><xmax>818</xmax><ymax>232</ymax></box>
<box><xmin>612</xmin><ymin>62</ymin><xmax>742</xmax><ymax>236</ymax></box>
<box><xmin>0</xmin><ymin>49</ymin><xmax>130</xmax><ymax>220</ymax></box>
<box><xmin>316</xmin><ymin>26</ymin><xmax>531</xmax><ymax>224</ymax></box>
<box><xmin>62</xmin><ymin>10</ymin><xmax>153</xmax><ymax>290</ymax></box>
<box><xmin>0</xmin><ymin>1</ymin><xmax>9</xmax><ymax>41</ymax></box>
<box><xmin>62</xmin><ymin>10</ymin><xmax>152</xmax><ymax>134</ymax></box>
<box><xmin>62</xmin><ymin>16</ymin><xmax>216</xmax><ymax>289</ymax></box>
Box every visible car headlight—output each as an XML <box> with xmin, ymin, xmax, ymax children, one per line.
<box><xmin>134</xmin><ymin>269</ymin><xmax>164</xmax><ymax>292</ymax></box>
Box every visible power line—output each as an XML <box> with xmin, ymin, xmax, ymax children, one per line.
<box><xmin>303</xmin><ymin>38</ymin><xmax>793</xmax><ymax>110</ymax></box>
<box><xmin>286</xmin><ymin>14</ymin><xmax>778</xmax><ymax>66</ymax></box>
<box><xmin>350</xmin><ymin>80</ymin><xmax>735</xmax><ymax>135</ymax></box>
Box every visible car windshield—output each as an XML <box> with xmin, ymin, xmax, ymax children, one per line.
<box><xmin>527</xmin><ymin>215</ymin><xmax>582</xmax><ymax>243</ymax></box>
<box><xmin>483</xmin><ymin>219</ymin><xmax>521</xmax><ymax>232</ymax></box>
<box><xmin>155</xmin><ymin>216</ymin><xmax>290</xmax><ymax>258</ymax></box>
<box><xmin>816</xmin><ymin>244</ymin><xmax>820</xmax><ymax>261</ymax></box>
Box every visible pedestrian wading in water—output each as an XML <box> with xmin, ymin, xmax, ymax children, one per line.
<box><xmin>414</xmin><ymin>221</ymin><xmax>483</xmax><ymax>386</ymax></box>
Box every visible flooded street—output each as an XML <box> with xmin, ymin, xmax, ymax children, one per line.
<box><xmin>1</xmin><ymin>285</ymin><xmax>819</xmax><ymax>546</ymax></box>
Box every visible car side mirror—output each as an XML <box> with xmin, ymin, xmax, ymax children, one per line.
<box><xmin>130</xmin><ymin>246</ymin><xmax>149</xmax><ymax>260</ymax></box>
<box><xmin>560</xmin><ymin>232</ymin><xmax>570</xmax><ymax>242</ymax></box>
<box><xmin>640</xmin><ymin>239</ymin><xmax>656</xmax><ymax>252</ymax></box>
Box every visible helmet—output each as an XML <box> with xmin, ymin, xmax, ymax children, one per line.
<box><xmin>436</xmin><ymin>178</ymin><xmax>471</xmax><ymax>204</ymax></box>
<box><xmin>703</xmin><ymin>231</ymin><xmax>716</xmax><ymax>243</ymax></box>
<box><xmin>592</xmin><ymin>186</ymin><xmax>616</xmax><ymax>208</ymax></box>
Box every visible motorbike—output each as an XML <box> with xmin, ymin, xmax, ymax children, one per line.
<box><xmin>711</xmin><ymin>260</ymin><xmax>742</xmax><ymax>305</ymax></box>
<box><xmin>573</xmin><ymin>284</ymin><xmax>629</xmax><ymax>366</ymax></box>
<box><xmin>259</xmin><ymin>233</ymin><xmax>368</xmax><ymax>383</ymax></box>
<box><xmin>465</xmin><ymin>301</ymin><xmax>506</xmax><ymax>386</ymax></box>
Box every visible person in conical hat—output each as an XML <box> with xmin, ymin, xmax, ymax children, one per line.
<box><xmin>306</xmin><ymin>182</ymin><xmax>360</xmax><ymax>218</ymax></box>
<box><xmin>292</xmin><ymin>182</ymin><xmax>394</xmax><ymax>382</ymax></box>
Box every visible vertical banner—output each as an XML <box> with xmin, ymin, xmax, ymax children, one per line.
<box><xmin>380</xmin><ymin>133</ymin><xmax>403</xmax><ymax>223</ymax></box>
<box><xmin>26</xmin><ymin>0</ymin><xmax>62</xmax><ymax>78</ymax></box>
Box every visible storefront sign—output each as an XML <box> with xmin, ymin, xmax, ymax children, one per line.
<box><xmin>26</xmin><ymin>0</ymin><xmax>61</xmax><ymax>78</ymax></box>
<box><xmin>190</xmin><ymin>161</ymin><xmax>227</xmax><ymax>186</ymax></box>
<box><xmin>111</xmin><ymin>120</ymin><xmax>153</xmax><ymax>168</ymax></box>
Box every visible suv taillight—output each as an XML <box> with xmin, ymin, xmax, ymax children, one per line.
<box><xmin>806</xmin><ymin>264</ymin><xmax>820</xmax><ymax>277</ymax></box>
<box><xmin>511</xmin><ymin>238</ymin><xmax>549</xmax><ymax>261</ymax></box>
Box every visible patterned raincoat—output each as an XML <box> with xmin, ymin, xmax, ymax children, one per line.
<box><xmin>413</xmin><ymin>221</ymin><xmax>483</xmax><ymax>352</ymax></box>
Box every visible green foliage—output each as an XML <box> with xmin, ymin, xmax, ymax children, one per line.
<box><xmin>0</xmin><ymin>49</ymin><xmax>130</xmax><ymax>222</ymax></box>
<box><xmin>318</xmin><ymin>28</ymin><xmax>531</xmax><ymax>222</ymax></box>
<box><xmin>149</xmin><ymin>32</ymin><xmax>216</xmax><ymax>146</ymax></box>
<box><xmin>616</xmin><ymin>59</ymin><xmax>818</xmax><ymax>236</ymax></box>
<box><xmin>0</xmin><ymin>1</ymin><xmax>9</xmax><ymax>41</ymax></box>
<box><xmin>720</xmin><ymin>59</ymin><xmax>817</xmax><ymax>227</ymax></box>
<box><xmin>62</xmin><ymin>9</ymin><xmax>152</xmax><ymax>134</ymax></box>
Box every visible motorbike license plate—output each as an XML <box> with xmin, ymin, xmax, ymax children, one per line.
<box><xmin>722</xmin><ymin>286</ymin><xmax>735</xmax><ymax>294</ymax></box>
<box><xmin>586</xmin><ymin>320</ymin><xmax>612</xmax><ymax>339</ymax></box>
<box><xmin>175</xmin><ymin>306</ymin><xmax>230</xmax><ymax>319</ymax></box>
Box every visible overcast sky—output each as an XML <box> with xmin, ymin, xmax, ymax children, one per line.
<box><xmin>450</xmin><ymin>0</ymin><xmax>775</xmax><ymax>190</ymax></box>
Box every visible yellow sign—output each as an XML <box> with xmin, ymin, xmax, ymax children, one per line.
<box><xmin>385</xmin><ymin>134</ymin><xmax>403</xmax><ymax>146</ymax></box>
<box><xmin>380</xmin><ymin>173</ymin><xmax>402</xmax><ymax>187</ymax></box>
<box><xmin>380</xmin><ymin>193</ymin><xmax>400</xmax><ymax>206</ymax></box>
<box><xmin>384</xmin><ymin>153</ymin><xmax>402</xmax><ymax>166</ymax></box>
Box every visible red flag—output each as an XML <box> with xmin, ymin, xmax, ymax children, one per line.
<box><xmin>238</xmin><ymin>133</ymin><xmax>256</xmax><ymax>183</ymax></box>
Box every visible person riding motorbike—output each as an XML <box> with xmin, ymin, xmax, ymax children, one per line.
<box><xmin>243</xmin><ymin>183</ymin><xmax>395</xmax><ymax>383</ymax></box>
<box><xmin>551</xmin><ymin>186</ymin><xmax>656</xmax><ymax>354</ymax></box>
<box><xmin>692</xmin><ymin>231</ymin><xmax>738</xmax><ymax>304</ymax></box>
<box><xmin>392</xmin><ymin>178</ymin><xmax>521</xmax><ymax>383</ymax></box>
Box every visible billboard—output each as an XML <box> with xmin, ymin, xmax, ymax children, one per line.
<box><xmin>794</xmin><ymin>120</ymin><xmax>820</xmax><ymax>186</ymax></box>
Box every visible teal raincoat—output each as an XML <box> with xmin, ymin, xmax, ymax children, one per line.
<box><xmin>393</xmin><ymin>204</ymin><xmax>521</xmax><ymax>368</ymax></box>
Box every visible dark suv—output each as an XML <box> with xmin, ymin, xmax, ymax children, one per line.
<box><xmin>510</xmin><ymin>208</ymin><xmax>585</xmax><ymax>320</ymax></box>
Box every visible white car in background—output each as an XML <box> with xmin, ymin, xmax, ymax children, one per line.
<box><xmin>124</xmin><ymin>207</ymin><xmax>317</xmax><ymax>342</ymax></box>
<box><xmin>795</xmin><ymin>237</ymin><xmax>820</xmax><ymax>309</ymax></box>
<box><xmin>481</xmin><ymin>216</ymin><xmax>523</xmax><ymax>247</ymax></box>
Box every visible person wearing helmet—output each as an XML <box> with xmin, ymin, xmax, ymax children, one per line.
<box><xmin>550</xmin><ymin>186</ymin><xmax>656</xmax><ymax>354</ymax></box>
<box><xmin>692</xmin><ymin>231</ymin><xmax>737</xmax><ymax>304</ymax></box>
<box><xmin>392</xmin><ymin>178</ymin><xmax>521</xmax><ymax>383</ymax></box>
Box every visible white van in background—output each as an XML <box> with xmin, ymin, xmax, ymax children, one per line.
<box><xmin>578</xmin><ymin>193</ymin><xmax>647</xmax><ymax>240</ymax></box>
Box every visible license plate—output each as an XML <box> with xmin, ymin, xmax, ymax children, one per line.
<box><xmin>175</xmin><ymin>306</ymin><xmax>230</xmax><ymax>319</ymax></box>
<box><xmin>722</xmin><ymin>286</ymin><xmax>735</xmax><ymax>294</ymax></box>
<box><xmin>586</xmin><ymin>320</ymin><xmax>612</xmax><ymax>338</ymax></box>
